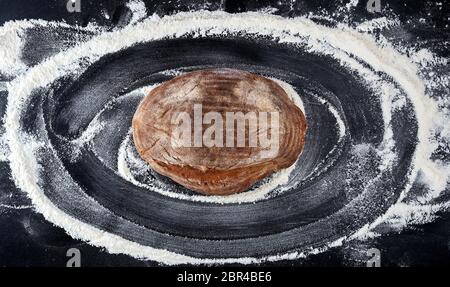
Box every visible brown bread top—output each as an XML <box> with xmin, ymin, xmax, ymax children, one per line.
<box><xmin>132</xmin><ymin>69</ymin><xmax>307</xmax><ymax>195</ymax></box>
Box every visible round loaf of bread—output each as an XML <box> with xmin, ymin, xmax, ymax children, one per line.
<box><xmin>132</xmin><ymin>69</ymin><xmax>307</xmax><ymax>195</ymax></box>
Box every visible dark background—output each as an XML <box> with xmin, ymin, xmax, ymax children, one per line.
<box><xmin>0</xmin><ymin>0</ymin><xmax>449</xmax><ymax>266</ymax></box>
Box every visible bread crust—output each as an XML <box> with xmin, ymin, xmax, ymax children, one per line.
<box><xmin>132</xmin><ymin>69</ymin><xmax>307</xmax><ymax>195</ymax></box>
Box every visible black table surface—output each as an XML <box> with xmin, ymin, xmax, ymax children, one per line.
<box><xmin>0</xmin><ymin>0</ymin><xmax>449</xmax><ymax>266</ymax></box>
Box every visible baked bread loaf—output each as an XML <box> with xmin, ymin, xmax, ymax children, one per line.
<box><xmin>132</xmin><ymin>69</ymin><xmax>307</xmax><ymax>195</ymax></box>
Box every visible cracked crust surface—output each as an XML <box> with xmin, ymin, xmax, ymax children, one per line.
<box><xmin>132</xmin><ymin>69</ymin><xmax>307</xmax><ymax>195</ymax></box>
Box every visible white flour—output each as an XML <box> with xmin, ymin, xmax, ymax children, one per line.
<box><xmin>1</xmin><ymin>10</ymin><xmax>449</xmax><ymax>264</ymax></box>
<box><xmin>126</xmin><ymin>0</ymin><xmax>148</xmax><ymax>25</ymax></box>
<box><xmin>0</xmin><ymin>21</ymin><xmax>32</xmax><ymax>76</ymax></box>
<box><xmin>356</xmin><ymin>17</ymin><xmax>400</xmax><ymax>32</ymax></box>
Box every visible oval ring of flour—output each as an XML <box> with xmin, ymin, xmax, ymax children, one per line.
<box><xmin>5</xmin><ymin>11</ymin><xmax>429</xmax><ymax>264</ymax></box>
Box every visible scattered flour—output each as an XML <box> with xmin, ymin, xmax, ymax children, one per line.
<box><xmin>0</xmin><ymin>21</ymin><xmax>32</xmax><ymax>76</ymax></box>
<box><xmin>126</xmin><ymin>0</ymin><xmax>148</xmax><ymax>25</ymax></box>
<box><xmin>0</xmin><ymin>134</ymin><xmax>8</xmax><ymax>162</ymax></box>
<box><xmin>356</xmin><ymin>17</ymin><xmax>400</xmax><ymax>32</ymax></box>
<box><xmin>345</xmin><ymin>0</ymin><xmax>359</xmax><ymax>11</ymax></box>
